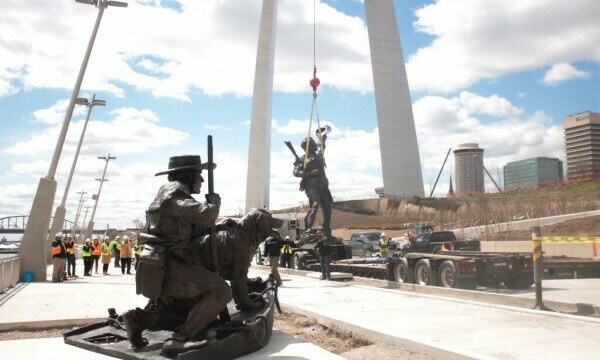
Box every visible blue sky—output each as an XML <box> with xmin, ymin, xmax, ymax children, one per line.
<box><xmin>0</xmin><ymin>0</ymin><xmax>598</xmax><ymax>230</ymax></box>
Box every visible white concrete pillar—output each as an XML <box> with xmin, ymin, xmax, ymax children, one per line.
<box><xmin>245</xmin><ymin>0</ymin><xmax>278</xmax><ymax>213</ymax></box>
<box><xmin>365</xmin><ymin>0</ymin><xmax>424</xmax><ymax>198</ymax></box>
<box><xmin>19</xmin><ymin>177</ymin><xmax>57</xmax><ymax>282</ymax></box>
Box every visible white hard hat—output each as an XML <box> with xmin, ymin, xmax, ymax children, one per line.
<box><xmin>285</xmin><ymin>236</ymin><xmax>290</xmax><ymax>240</ymax></box>
<box><xmin>85</xmin><ymin>238</ymin><xmax>92</xmax><ymax>243</ymax></box>
<box><xmin>55</xmin><ymin>232</ymin><xmax>63</xmax><ymax>238</ymax></box>
<box><xmin>381</xmin><ymin>232</ymin><xmax>387</xmax><ymax>237</ymax></box>
<box><xmin>123</xmin><ymin>235</ymin><xmax>129</xmax><ymax>240</ymax></box>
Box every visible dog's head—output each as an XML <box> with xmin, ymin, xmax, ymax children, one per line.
<box><xmin>240</xmin><ymin>208</ymin><xmax>284</xmax><ymax>248</ymax></box>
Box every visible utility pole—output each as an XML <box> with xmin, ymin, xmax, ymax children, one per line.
<box><xmin>48</xmin><ymin>95</ymin><xmax>106</xmax><ymax>249</ymax></box>
<box><xmin>85</xmin><ymin>154</ymin><xmax>116</xmax><ymax>239</ymax></box>
<box><xmin>73</xmin><ymin>191</ymin><xmax>88</xmax><ymax>235</ymax></box>
<box><xmin>78</xmin><ymin>206</ymin><xmax>91</xmax><ymax>243</ymax></box>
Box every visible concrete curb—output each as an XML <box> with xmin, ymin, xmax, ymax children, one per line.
<box><xmin>257</xmin><ymin>265</ymin><xmax>600</xmax><ymax>317</ymax></box>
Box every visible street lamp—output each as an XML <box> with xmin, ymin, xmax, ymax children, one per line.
<box><xmin>20</xmin><ymin>0</ymin><xmax>127</xmax><ymax>282</ymax></box>
<box><xmin>48</xmin><ymin>95</ymin><xmax>106</xmax><ymax>250</ymax></box>
<box><xmin>85</xmin><ymin>154</ymin><xmax>116</xmax><ymax>239</ymax></box>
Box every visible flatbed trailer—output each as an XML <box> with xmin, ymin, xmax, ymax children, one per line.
<box><xmin>300</xmin><ymin>251</ymin><xmax>535</xmax><ymax>291</ymax></box>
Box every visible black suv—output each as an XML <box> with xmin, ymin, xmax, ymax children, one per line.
<box><xmin>348</xmin><ymin>232</ymin><xmax>397</xmax><ymax>258</ymax></box>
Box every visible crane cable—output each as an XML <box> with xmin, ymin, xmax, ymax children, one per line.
<box><xmin>304</xmin><ymin>0</ymin><xmax>324</xmax><ymax>169</ymax></box>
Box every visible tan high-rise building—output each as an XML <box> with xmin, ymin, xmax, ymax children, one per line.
<box><xmin>453</xmin><ymin>143</ymin><xmax>484</xmax><ymax>196</ymax></box>
<box><xmin>563</xmin><ymin>111</ymin><xmax>600</xmax><ymax>181</ymax></box>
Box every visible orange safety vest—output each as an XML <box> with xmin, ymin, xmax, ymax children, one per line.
<box><xmin>52</xmin><ymin>241</ymin><xmax>66</xmax><ymax>256</ymax></box>
<box><xmin>120</xmin><ymin>243</ymin><xmax>132</xmax><ymax>257</ymax></box>
<box><xmin>92</xmin><ymin>243</ymin><xmax>101</xmax><ymax>256</ymax></box>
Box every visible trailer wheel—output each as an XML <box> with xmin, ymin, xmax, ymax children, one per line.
<box><xmin>438</xmin><ymin>260</ymin><xmax>457</xmax><ymax>288</ymax></box>
<box><xmin>293</xmin><ymin>252</ymin><xmax>305</xmax><ymax>270</ymax></box>
<box><xmin>414</xmin><ymin>259</ymin><xmax>437</xmax><ymax>286</ymax></box>
<box><xmin>364</xmin><ymin>250</ymin><xmax>373</xmax><ymax>258</ymax></box>
<box><xmin>390</xmin><ymin>258</ymin><xmax>413</xmax><ymax>283</ymax></box>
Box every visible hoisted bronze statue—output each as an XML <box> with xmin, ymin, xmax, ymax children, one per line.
<box><xmin>285</xmin><ymin>126</ymin><xmax>333</xmax><ymax>240</ymax></box>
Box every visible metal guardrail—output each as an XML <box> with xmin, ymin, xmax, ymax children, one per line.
<box><xmin>0</xmin><ymin>254</ymin><xmax>21</xmax><ymax>294</ymax></box>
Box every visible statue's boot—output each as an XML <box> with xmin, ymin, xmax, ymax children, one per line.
<box><xmin>122</xmin><ymin>307</ymin><xmax>184</xmax><ymax>348</ymax></box>
<box><xmin>121</xmin><ymin>308</ymin><xmax>149</xmax><ymax>348</ymax></box>
<box><xmin>162</xmin><ymin>332</ymin><xmax>208</xmax><ymax>356</ymax></box>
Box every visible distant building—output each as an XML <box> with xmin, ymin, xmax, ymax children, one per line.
<box><xmin>563</xmin><ymin>111</ymin><xmax>600</xmax><ymax>181</ymax></box>
<box><xmin>453</xmin><ymin>144</ymin><xmax>484</xmax><ymax>196</ymax></box>
<box><xmin>503</xmin><ymin>157</ymin><xmax>564</xmax><ymax>190</ymax></box>
<box><xmin>448</xmin><ymin>175</ymin><xmax>454</xmax><ymax>197</ymax></box>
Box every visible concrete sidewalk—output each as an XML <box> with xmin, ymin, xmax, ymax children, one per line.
<box><xmin>250</xmin><ymin>267</ymin><xmax>600</xmax><ymax>360</ymax></box>
<box><xmin>1</xmin><ymin>259</ymin><xmax>600</xmax><ymax>359</ymax></box>
<box><xmin>0</xmin><ymin>260</ymin><xmax>342</xmax><ymax>359</ymax></box>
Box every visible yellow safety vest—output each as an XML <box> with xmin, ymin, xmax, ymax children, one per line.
<box><xmin>82</xmin><ymin>245</ymin><xmax>92</xmax><ymax>257</ymax></box>
<box><xmin>282</xmin><ymin>244</ymin><xmax>293</xmax><ymax>254</ymax></box>
<box><xmin>379</xmin><ymin>237</ymin><xmax>389</xmax><ymax>252</ymax></box>
<box><xmin>101</xmin><ymin>243</ymin><xmax>111</xmax><ymax>256</ymax></box>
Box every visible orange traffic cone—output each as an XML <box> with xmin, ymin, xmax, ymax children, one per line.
<box><xmin>593</xmin><ymin>242</ymin><xmax>599</xmax><ymax>261</ymax></box>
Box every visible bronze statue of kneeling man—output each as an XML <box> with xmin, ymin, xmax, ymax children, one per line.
<box><xmin>122</xmin><ymin>155</ymin><xmax>231</xmax><ymax>356</ymax></box>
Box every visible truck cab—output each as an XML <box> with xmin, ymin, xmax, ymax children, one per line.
<box><xmin>401</xmin><ymin>231</ymin><xmax>481</xmax><ymax>254</ymax></box>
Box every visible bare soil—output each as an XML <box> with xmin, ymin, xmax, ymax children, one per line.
<box><xmin>274</xmin><ymin>311</ymin><xmax>432</xmax><ymax>360</ymax></box>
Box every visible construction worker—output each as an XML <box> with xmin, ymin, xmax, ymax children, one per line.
<box><xmin>264</xmin><ymin>230</ymin><xmax>284</xmax><ymax>286</ymax></box>
<box><xmin>91</xmin><ymin>236</ymin><xmax>102</xmax><ymax>274</ymax></box>
<box><xmin>101</xmin><ymin>236</ymin><xmax>112</xmax><ymax>275</ymax></box>
<box><xmin>64</xmin><ymin>234</ymin><xmax>77</xmax><ymax>278</ymax></box>
<box><xmin>279</xmin><ymin>236</ymin><xmax>294</xmax><ymax>268</ymax></box>
<box><xmin>111</xmin><ymin>236</ymin><xmax>122</xmax><ymax>268</ymax></box>
<box><xmin>51</xmin><ymin>233</ymin><xmax>67</xmax><ymax>282</ymax></box>
<box><xmin>120</xmin><ymin>235</ymin><xmax>133</xmax><ymax>275</ymax></box>
<box><xmin>82</xmin><ymin>238</ymin><xmax>93</xmax><ymax>276</ymax></box>
<box><xmin>379</xmin><ymin>232</ymin><xmax>390</xmax><ymax>259</ymax></box>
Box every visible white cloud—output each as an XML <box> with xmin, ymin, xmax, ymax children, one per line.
<box><xmin>413</xmin><ymin>93</ymin><xmax>563</xmax><ymax>194</ymax></box>
<box><xmin>542</xmin><ymin>62</ymin><xmax>591</xmax><ymax>86</ymax></box>
<box><xmin>408</xmin><ymin>0</ymin><xmax>600</xmax><ymax>93</ymax></box>
<box><xmin>3</xmin><ymin>106</ymin><xmax>188</xmax><ymax>157</ymax></box>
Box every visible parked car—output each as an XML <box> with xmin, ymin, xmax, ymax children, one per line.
<box><xmin>348</xmin><ymin>232</ymin><xmax>398</xmax><ymax>258</ymax></box>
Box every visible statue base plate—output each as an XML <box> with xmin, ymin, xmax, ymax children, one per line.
<box><xmin>64</xmin><ymin>283</ymin><xmax>278</xmax><ymax>360</ymax></box>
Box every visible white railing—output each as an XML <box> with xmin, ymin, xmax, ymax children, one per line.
<box><xmin>0</xmin><ymin>254</ymin><xmax>21</xmax><ymax>294</ymax></box>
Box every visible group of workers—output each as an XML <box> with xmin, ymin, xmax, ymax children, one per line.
<box><xmin>51</xmin><ymin>232</ymin><xmax>143</xmax><ymax>282</ymax></box>
<box><xmin>263</xmin><ymin>229</ymin><xmax>335</xmax><ymax>285</ymax></box>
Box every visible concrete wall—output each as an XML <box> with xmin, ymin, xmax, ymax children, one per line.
<box><xmin>481</xmin><ymin>241</ymin><xmax>597</xmax><ymax>259</ymax></box>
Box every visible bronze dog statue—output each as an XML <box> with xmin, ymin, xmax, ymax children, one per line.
<box><xmin>189</xmin><ymin>208</ymin><xmax>283</xmax><ymax>310</ymax></box>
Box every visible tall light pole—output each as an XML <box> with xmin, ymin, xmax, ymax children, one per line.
<box><xmin>19</xmin><ymin>0</ymin><xmax>127</xmax><ymax>282</ymax></box>
<box><xmin>85</xmin><ymin>154</ymin><xmax>116</xmax><ymax>239</ymax></box>
<box><xmin>73</xmin><ymin>191</ymin><xmax>87</xmax><ymax>238</ymax></box>
<box><xmin>48</xmin><ymin>95</ymin><xmax>105</xmax><ymax>255</ymax></box>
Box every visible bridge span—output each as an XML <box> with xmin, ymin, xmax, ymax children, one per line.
<box><xmin>0</xmin><ymin>215</ymin><xmax>107</xmax><ymax>235</ymax></box>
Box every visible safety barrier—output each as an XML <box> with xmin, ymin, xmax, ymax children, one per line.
<box><xmin>531</xmin><ymin>229</ymin><xmax>600</xmax><ymax>309</ymax></box>
<box><xmin>0</xmin><ymin>254</ymin><xmax>21</xmax><ymax>294</ymax></box>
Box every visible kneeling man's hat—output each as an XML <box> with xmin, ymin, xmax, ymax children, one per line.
<box><xmin>155</xmin><ymin>155</ymin><xmax>216</xmax><ymax>176</ymax></box>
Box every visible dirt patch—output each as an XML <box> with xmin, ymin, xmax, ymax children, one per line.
<box><xmin>0</xmin><ymin>328</ymin><xmax>65</xmax><ymax>341</ymax></box>
<box><xmin>274</xmin><ymin>311</ymin><xmax>433</xmax><ymax>360</ymax></box>
<box><xmin>487</xmin><ymin>215</ymin><xmax>600</xmax><ymax>241</ymax></box>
